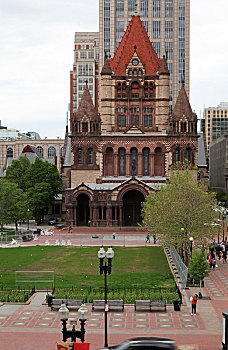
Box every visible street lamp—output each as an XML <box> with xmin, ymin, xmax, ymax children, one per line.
<box><xmin>189</xmin><ymin>237</ymin><xmax>193</xmax><ymax>257</ymax></box>
<box><xmin>97</xmin><ymin>246</ymin><xmax>114</xmax><ymax>348</ymax></box>
<box><xmin>58</xmin><ymin>303</ymin><xmax>88</xmax><ymax>343</ymax></box>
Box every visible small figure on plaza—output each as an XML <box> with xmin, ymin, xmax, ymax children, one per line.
<box><xmin>68</xmin><ymin>225</ymin><xmax>72</xmax><ymax>233</ymax></box>
<box><xmin>146</xmin><ymin>234</ymin><xmax>150</xmax><ymax>243</ymax></box>
<box><xmin>112</xmin><ymin>232</ymin><xmax>116</xmax><ymax>239</ymax></box>
<box><xmin>190</xmin><ymin>294</ymin><xmax>198</xmax><ymax>315</ymax></box>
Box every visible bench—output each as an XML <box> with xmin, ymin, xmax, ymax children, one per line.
<box><xmin>92</xmin><ymin>299</ymin><xmax>124</xmax><ymax>311</ymax></box>
<box><xmin>135</xmin><ymin>300</ymin><xmax>151</xmax><ymax>311</ymax></box>
<box><xmin>135</xmin><ymin>300</ymin><xmax>166</xmax><ymax>312</ymax></box>
<box><xmin>51</xmin><ymin>299</ymin><xmax>83</xmax><ymax>311</ymax></box>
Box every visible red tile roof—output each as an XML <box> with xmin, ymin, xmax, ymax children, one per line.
<box><xmin>109</xmin><ymin>15</ymin><xmax>162</xmax><ymax>76</ymax></box>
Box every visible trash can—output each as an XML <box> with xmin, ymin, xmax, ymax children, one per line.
<box><xmin>173</xmin><ymin>299</ymin><xmax>181</xmax><ymax>311</ymax></box>
<box><xmin>46</xmin><ymin>294</ymin><xmax>55</xmax><ymax>307</ymax></box>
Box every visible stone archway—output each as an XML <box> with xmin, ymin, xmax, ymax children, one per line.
<box><xmin>122</xmin><ymin>189</ymin><xmax>145</xmax><ymax>226</ymax></box>
<box><xmin>76</xmin><ymin>193</ymin><xmax>90</xmax><ymax>226</ymax></box>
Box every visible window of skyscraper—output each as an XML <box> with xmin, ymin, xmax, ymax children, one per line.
<box><xmin>116</xmin><ymin>21</ymin><xmax>125</xmax><ymax>40</ymax></box>
<box><xmin>168</xmin><ymin>62</ymin><xmax>173</xmax><ymax>80</ymax></box>
<box><xmin>165</xmin><ymin>0</ymin><xmax>173</xmax><ymax>18</ymax></box>
<box><xmin>169</xmin><ymin>84</ymin><xmax>172</xmax><ymax>101</ymax></box>
<box><xmin>128</xmin><ymin>0</ymin><xmax>135</xmax><ymax>16</ymax></box>
<box><xmin>116</xmin><ymin>0</ymin><xmax>124</xmax><ymax>18</ymax></box>
<box><xmin>152</xmin><ymin>42</ymin><xmax>160</xmax><ymax>58</ymax></box>
<box><xmin>140</xmin><ymin>0</ymin><xmax>148</xmax><ymax>17</ymax></box>
<box><xmin>104</xmin><ymin>0</ymin><xmax>111</xmax><ymax>56</ymax></box>
<box><xmin>152</xmin><ymin>21</ymin><xmax>161</xmax><ymax>39</ymax></box>
<box><xmin>153</xmin><ymin>0</ymin><xmax>160</xmax><ymax>18</ymax></box>
<box><xmin>165</xmin><ymin>21</ymin><xmax>173</xmax><ymax>39</ymax></box>
<box><xmin>178</xmin><ymin>0</ymin><xmax>185</xmax><ymax>91</ymax></box>
<box><xmin>165</xmin><ymin>42</ymin><xmax>173</xmax><ymax>60</ymax></box>
<box><xmin>143</xmin><ymin>21</ymin><xmax>148</xmax><ymax>33</ymax></box>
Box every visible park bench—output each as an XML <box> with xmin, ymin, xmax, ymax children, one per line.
<box><xmin>51</xmin><ymin>299</ymin><xmax>83</xmax><ymax>311</ymax></box>
<box><xmin>135</xmin><ymin>300</ymin><xmax>166</xmax><ymax>312</ymax></box>
<box><xmin>92</xmin><ymin>299</ymin><xmax>124</xmax><ymax>311</ymax></box>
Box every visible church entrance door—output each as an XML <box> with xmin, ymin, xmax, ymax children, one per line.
<box><xmin>76</xmin><ymin>194</ymin><xmax>90</xmax><ymax>226</ymax></box>
<box><xmin>122</xmin><ymin>190</ymin><xmax>145</xmax><ymax>226</ymax></box>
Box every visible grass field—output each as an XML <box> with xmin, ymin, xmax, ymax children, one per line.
<box><xmin>0</xmin><ymin>246</ymin><xmax>178</xmax><ymax>302</ymax></box>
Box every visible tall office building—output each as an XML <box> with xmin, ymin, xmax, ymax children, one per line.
<box><xmin>203</xmin><ymin>102</ymin><xmax>228</xmax><ymax>155</ymax></box>
<box><xmin>99</xmin><ymin>0</ymin><xmax>190</xmax><ymax>111</ymax></box>
<box><xmin>69</xmin><ymin>32</ymin><xmax>100</xmax><ymax>128</ymax></box>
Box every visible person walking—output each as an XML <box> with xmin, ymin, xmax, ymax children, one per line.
<box><xmin>219</xmin><ymin>250</ymin><xmax>222</xmax><ymax>261</ymax></box>
<box><xmin>191</xmin><ymin>294</ymin><xmax>198</xmax><ymax>315</ymax></box>
<box><xmin>146</xmin><ymin>234</ymin><xmax>150</xmax><ymax>243</ymax></box>
<box><xmin>209</xmin><ymin>256</ymin><xmax>213</xmax><ymax>269</ymax></box>
<box><xmin>212</xmin><ymin>257</ymin><xmax>217</xmax><ymax>269</ymax></box>
<box><xmin>112</xmin><ymin>232</ymin><xmax>116</xmax><ymax>239</ymax></box>
<box><xmin>68</xmin><ymin>225</ymin><xmax>72</xmax><ymax>233</ymax></box>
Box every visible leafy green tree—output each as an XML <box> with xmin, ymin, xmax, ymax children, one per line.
<box><xmin>5</xmin><ymin>157</ymin><xmax>30</xmax><ymax>191</ymax></box>
<box><xmin>188</xmin><ymin>250</ymin><xmax>210</xmax><ymax>288</ymax></box>
<box><xmin>0</xmin><ymin>179</ymin><xmax>26</xmax><ymax>231</ymax></box>
<box><xmin>26</xmin><ymin>183</ymin><xmax>53</xmax><ymax>224</ymax></box>
<box><xmin>142</xmin><ymin>168</ymin><xmax>217</xmax><ymax>264</ymax></box>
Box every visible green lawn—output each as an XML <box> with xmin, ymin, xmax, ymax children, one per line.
<box><xmin>0</xmin><ymin>246</ymin><xmax>178</xmax><ymax>302</ymax></box>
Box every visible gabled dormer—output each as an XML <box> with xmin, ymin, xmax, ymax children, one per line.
<box><xmin>71</xmin><ymin>82</ymin><xmax>101</xmax><ymax>137</ymax></box>
<box><xmin>126</xmin><ymin>46</ymin><xmax>145</xmax><ymax>81</ymax></box>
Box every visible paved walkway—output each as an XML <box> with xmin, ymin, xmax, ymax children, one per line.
<box><xmin>0</xmin><ymin>243</ymin><xmax>227</xmax><ymax>349</ymax></box>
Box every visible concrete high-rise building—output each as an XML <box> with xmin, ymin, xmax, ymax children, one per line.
<box><xmin>69</xmin><ymin>32</ymin><xmax>100</xmax><ymax>128</ymax></box>
<box><xmin>99</xmin><ymin>0</ymin><xmax>190</xmax><ymax>112</ymax></box>
<box><xmin>203</xmin><ymin>102</ymin><xmax>228</xmax><ymax>155</ymax></box>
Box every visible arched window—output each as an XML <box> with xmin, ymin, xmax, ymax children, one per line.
<box><xmin>131</xmin><ymin>148</ymin><xmax>137</xmax><ymax>175</ymax></box>
<box><xmin>176</xmin><ymin>148</ymin><xmax>180</xmax><ymax>162</ymax></box>
<box><xmin>154</xmin><ymin>147</ymin><xmax>163</xmax><ymax>176</ymax></box>
<box><xmin>48</xmin><ymin>146</ymin><xmax>56</xmax><ymax>159</ymax></box>
<box><xmin>186</xmin><ymin>147</ymin><xmax>191</xmax><ymax>162</ymax></box>
<box><xmin>78</xmin><ymin>149</ymin><xmax>82</xmax><ymax>164</ymax></box>
<box><xmin>131</xmin><ymin>82</ymin><xmax>139</xmax><ymax>98</ymax></box>
<box><xmin>7</xmin><ymin>147</ymin><xmax>13</xmax><ymax>158</ymax></box>
<box><xmin>37</xmin><ymin>146</ymin><xmax>43</xmax><ymax>157</ymax></box>
<box><xmin>119</xmin><ymin>148</ymin><xmax>125</xmax><ymax>176</ymax></box>
<box><xmin>88</xmin><ymin>148</ymin><xmax>93</xmax><ymax>164</ymax></box>
<box><xmin>143</xmin><ymin>148</ymin><xmax>149</xmax><ymax>176</ymax></box>
<box><xmin>82</xmin><ymin>122</ymin><xmax>88</xmax><ymax>132</ymax></box>
<box><xmin>105</xmin><ymin>147</ymin><xmax>113</xmax><ymax>176</ymax></box>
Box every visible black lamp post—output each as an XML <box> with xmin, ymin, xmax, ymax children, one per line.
<box><xmin>58</xmin><ymin>303</ymin><xmax>88</xmax><ymax>343</ymax></box>
<box><xmin>98</xmin><ymin>246</ymin><xmax>114</xmax><ymax>348</ymax></box>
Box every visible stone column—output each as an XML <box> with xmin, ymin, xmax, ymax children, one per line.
<box><xmin>138</xmin><ymin>153</ymin><xmax>143</xmax><ymax>177</ymax></box>
<box><xmin>126</xmin><ymin>153</ymin><xmax>131</xmax><ymax>177</ymax></box>
<box><xmin>150</xmin><ymin>153</ymin><xmax>155</xmax><ymax>176</ymax></box>
<box><xmin>114</xmin><ymin>154</ymin><xmax>118</xmax><ymax>176</ymax></box>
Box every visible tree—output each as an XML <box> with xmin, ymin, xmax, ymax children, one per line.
<box><xmin>0</xmin><ymin>179</ymin><xmax>27</xmax><ymax>231</ymax></box>
<box><xmin>142</xmin><ymin>168</ymin><xmax>217</xmax><ymax>264</ymax></box>
<box><xmin>188</xmin><ymin>250</ymin><xmax>210</xmax><ymax>288</ymax></box>
<box><xmin>5</xmin><ymin>157</ymin><xmax>30</xmax><ymax>191</ymax></box>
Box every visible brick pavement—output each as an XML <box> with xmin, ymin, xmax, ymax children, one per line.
<box><xmin>0</xmin><ymin>237</ymin><xmax>227</xmax><ymax>349</ymax></box>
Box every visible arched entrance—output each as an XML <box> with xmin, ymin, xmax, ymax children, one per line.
<box><xmin>76</xmin><ymin>194</ymin><xmax>90</xmax><ymax>226</ymax></box>
<box><xmin>122</xmin><ymin>190</ymin><xmax>145</xmax><ymax>226</ymax></box>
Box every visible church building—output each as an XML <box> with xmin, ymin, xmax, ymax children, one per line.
<box><xmin>62</xmin><ymin>15</ymin><xmax>198</xmax><ymax>228</ymax></box>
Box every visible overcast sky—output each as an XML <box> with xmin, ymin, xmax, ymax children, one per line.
<box><xmin>0</xmin><ymin>0</ymin><xmax>228</xmax><ymax>139</ymax></box>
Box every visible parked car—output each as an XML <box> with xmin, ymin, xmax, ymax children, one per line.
<box><xmin>48</xmin><ymin>217</ymin><xmax>58</xmax><ymax>225</ymax></box>
<box><xmin>98</xmin><ymin>337</ymin><xmax>176</xmax><ymax>350</ymax></box>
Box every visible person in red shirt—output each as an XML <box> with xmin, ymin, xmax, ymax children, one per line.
<box><xmin>191</xmin><ymin>294</ymin><xmax>198</xmax><ymax>315</ymax></box>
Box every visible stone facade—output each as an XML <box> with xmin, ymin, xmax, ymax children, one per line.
<box><xmin>62</xmin><ymin>15</ymin><xmax>198</xmax><ymax>227</ymax></box>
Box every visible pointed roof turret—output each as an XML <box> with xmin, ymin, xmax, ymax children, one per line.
<box><xmin>109</xmin><ymin>15</ymin><xmax>162</xmax><ymax>75</ymax></box>
<box><xmin>101</xmin><ymin>54</ymin><xmax>112</xmax><ymax>76</ymax></box>
<box><xmin>171</xmin><ymin>84</ymin><xmax>197</xmax><ymax>122</ymax></box>
<box><xmin>73</xmin><ymin>84</ymin><xmax>98</xmax><ymax>121</ymax></box>
<box><xmin>159</xmin><ymin>55</ymin><xmax>170</xmax><ymax>75</ymax></box>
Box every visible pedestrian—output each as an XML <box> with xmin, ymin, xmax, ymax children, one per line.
<box><xmin>208</xmin><ymin>256</ymin><xmax>213</xmax><ymax>269</ymax></box>
<box><xmin>190</xmin><ymin>294</ymin><xmax>198</xmax><ymax>315</ymax></box>
<box><xmin>146</xmin><ymin>234</ymin><xmax>150</xmax><ymax>243</ymax></box>
<box><xmin>223</xmin><ymin>251</ymin><xmax>227</xmax><ymax>264</ymax></box>
<box><xmin>212</xmin><ymin>239</ymin><xmax>216</xmax><ymax>246</ymax></box>
<box><xmin>219</xmin><ymin>250</ymin><xmax>222</xmax><ymax>261</ymax></box>
<box><xmin>68</xmin><ymin>225</ymin><xmax>72</xmax><ymax>233</ymax></box>
<box><xmin>112</xmin><ymin>232</ymin><xmax>116</xmax><ymax>239</ymax></box>
<box><xmin>212</xmin><ymin>257</ymin><xmax>216</xmax><ymax>269</ymax></box>
<box><xmin>153</xmin><ymin>234</ymin><xmax>156</xmax><ymax>244</ymax></box>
